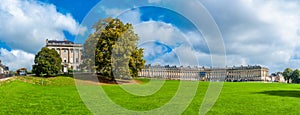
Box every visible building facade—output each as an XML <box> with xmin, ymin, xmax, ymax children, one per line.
<box><xmin>0</xmin><ymin>60</ymin><xmax>9</xmax><ymax>75</ymax></box>
<box><xmin>139</xmin><ymin>65</ymin><xmax>269</xmax><ymax>81</ymax></box>
<box><xmin>224</xmin><ymin>65</ymin><xmax>269</xmax><ymax>81</ymax></box>
<box><xmin>46</xmin><ymin>39</ymin><xmax>82</xmax><ymax>72</ymax></box>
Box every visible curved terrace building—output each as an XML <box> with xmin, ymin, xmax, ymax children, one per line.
<box><xmin>139</xmin><ymin>64</ymin><xmax>269</xmax><ymax>81</ymax></box>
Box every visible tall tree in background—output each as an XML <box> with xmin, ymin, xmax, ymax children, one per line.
<box><xmin>32</xmin><ymin>47</ymin><xmax>62</xmax><ymax>76</ymax></box>
<box><xmin>83</xmin><ymin>17</ymin><xmax>145</xmax><ymax>81</ymax></box>
<box><xmin>283</xmin><ymin>68</ymin><xmax>293</xmax><ymax>83</ymax></box>
<box><xmin>291</xmin><ymin>69</ymin><xmax>300</xmax><ymax>83</ymax></box>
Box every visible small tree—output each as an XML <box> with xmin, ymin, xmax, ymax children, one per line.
<box><xmin>283</xmin><ymin>68</ymin><xmax>293</xmax><ymax>83</ymax></box>
<box><xmin>32</xmin><ymin>47</ymin><xmax>62</xmax><ymax>76</ymax></box>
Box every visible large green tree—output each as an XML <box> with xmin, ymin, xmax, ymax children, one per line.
<box><xmin>283</xmin><ymin>68</ymin><xmax>293</xmax><ymax>83</ymax></box>
<box><xmin>291</xmin><ymin>69</ymin><xmax>300</xmax><ymax>83</ymax></box>
<box><xmin>32</xmin><ymin>47</ymin><xmax>62</xmax><ymax>76</ymax></box>
<box><xmin>83</xmin><ymin>17</ymin><xmax>145</xmax><ymax>81</ymax></box>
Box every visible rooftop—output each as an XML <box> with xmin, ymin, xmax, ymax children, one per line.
<box><xmin>48</xmin><ymin>40</ymin><xmax>74</xmax><ymax>44</ymax></box>
<box><xmin>46</xmin><ymin>39</ymin><xmax>82</xmax><ymax>47</ymax></box>
<box><xmin>145</xmin><ymin>64</ymin><xmax>268</xmax><ymax>70</ymax></box>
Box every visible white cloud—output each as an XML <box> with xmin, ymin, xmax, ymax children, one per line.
<box><xmin>78</xmin><ymin>26</ymin><xmax>88</xmax><ymax>36</ymax></box>
<box><xmin>0</xmin><ymin>48</ymin><xmax>34</xmax><ymax>71</ymax></box>
<box><xmin>116</xmin><ymin>0</ymin><xmax>300</xmax><ymax>72</ymax></box>
<box><xmin>134</xmin><ymin>21</ymin><xmax>210</xmax><ymax>67</ymax></box>
<box><xmin>135</xmin><ymin>21</ymin><xmax>186</xmax><ymax>46</ymax></box>
<box><xmin>199</xmin><ymin>0</ymin><xmax>300</xmax><ymax>72</ymax></box>
<box><xmin>0</xmin><ymin>0</ymin><xmax>86</xmax><ymax>54</ymax></box>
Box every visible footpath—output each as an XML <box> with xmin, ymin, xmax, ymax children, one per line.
<box><xmin>0</xmin><ymin>77</ymin><xmax>13</xmax><ymax>82</ymax></box>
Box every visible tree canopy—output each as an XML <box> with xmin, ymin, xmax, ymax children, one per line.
<box><xmin>83</xmin><ymin>17</ymin><xmax>145</xmax><ymax>81</ymax></box>
<box><xmin>32</xmin><ymin>47</ymin><xmax>62</xmax><ymax>76</ymax></box>
<box><xmin>291</xmin><ymin>69</ymin><xmax>300</xmax><ymax>83</ymax></box>
<box><xmin>283</xmin><ymin>68</ymin><xmax>293</xmax><ymax>83</ymax></box>
<box><xmin>283</xmin><ymin>68</ymin><xmax>300</xmax><ymax>83</ymax></box>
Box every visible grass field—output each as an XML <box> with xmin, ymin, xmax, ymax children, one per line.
<box><xmin>0</xmin><ymin>76</ymin><xmax>299</xmax><ymax>114</ymax></box>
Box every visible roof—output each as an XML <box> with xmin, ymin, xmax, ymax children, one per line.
<box><xmin>46</xmin><ymin>39</ymin><xmax>82</xmax><ymax>47</ymax></box>
<box><xmin>48</xmin><ymin>40</ymin><xmax>74</xmax><ymax>44</ymax></box>
<box><xmin>144</xmin><ymin>64</ymin><xmax>268</xmax><ymax>70</ymax></box>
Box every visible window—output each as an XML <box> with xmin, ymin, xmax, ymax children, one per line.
<box><xmin>76</xmin><ymin>58</ymin><xmax>79</xmax><ymax>63</ymax></box>
<box><xmin>70</xmin><ymin>58</ymin><xmax>73</xmax><ymax>63</ymax></box>
<box><xmin>64</xmin><ymin>49</ymin><xmax>66</xmax><ymax>53</ymax></box>
<box><xmin>64</xmin><ymin>58</ymin><xmax>67</xmax><ymax>63</ymax></box>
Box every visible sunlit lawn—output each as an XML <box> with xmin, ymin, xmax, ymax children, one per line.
<box><xmin>0</xmin><ymin>76</ymin><xmax>299</xmax><ymax>114</ymax></box>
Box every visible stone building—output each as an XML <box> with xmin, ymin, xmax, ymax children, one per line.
<box><xmin>0</xmin><ymin>60</ymin><xmax>9</xmax><ymax>75</ymax></box>
<box><xmin>46</xmin><ymin>39</ymin><xmax>82</xmax><ymax>72</ymax></box>
<box><xmin>139</xmin><ymin>65</ymin><xmax>208</xmax><ymax>81</ymax></box>
<box><xmin>224</xmin><ymin>65</ymin><xmax>269</xmax><ymax>81</ymax></box>
<box><xmin>139</xmin><ymin>65</ymin><xmax>269</xmax><ymax>81</ymax></box>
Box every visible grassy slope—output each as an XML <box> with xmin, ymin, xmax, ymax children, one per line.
<box><xmin>0</xmin><ymin>77</ymin><xmax>299</xmax><ymax>114</ymax></box>
<box><xmin>0</xmin><ymin>77</ymin><xmax>92</xmax><ymax>115</ymax></box>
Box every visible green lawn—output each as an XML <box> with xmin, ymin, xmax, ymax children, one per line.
<box><xmin>0</xmin><ymin>76</ymin><xmax>299</xmax><ymax>114</ymax></box>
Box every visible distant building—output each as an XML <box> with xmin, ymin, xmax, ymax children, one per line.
<box><xmin>139</xmin><ymin>65</ymin><xmax>269</xmax><ymax>81</ymax></box>
<box><xmin>269</xmin><ymin>72</ymin><xmax>286</xmax><ymax>82</ymax></box>
<box><xmin>46</xmin><ymin>39</ymin><xmax>82</xmax><ymax>72</ymax></box>
<box><xmin>0</xmin><ymin>60</ymin><xmax>9</xmax><ymax>75</ymax></box>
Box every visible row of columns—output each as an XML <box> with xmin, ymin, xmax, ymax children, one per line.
<box><xmin>139</xmin><ymin>68</ymin><xmax>204</xmax><ymax>80</ymax></box>
<box><xmin>139</xmin><ymin>67</ymin><xmax>269</xmax><ymax>81</ymax></box>
<box><xmin>55</xmin><ymin>48</ymin><xmax>81</xmax><ymax>64</ymax></box>
<box><xmin>226</xmin><ymin>69</ymin><xmax>261</xmax><ymax>81</ymax></box>
<box><xmin>52</xmin><ymin>47</ymin><xmax>82</xmax><ymax>71</ymax></box>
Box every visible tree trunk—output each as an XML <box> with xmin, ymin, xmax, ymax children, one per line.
<box><xmin>110</xmin><ymin>71</ymin><xmax>116</xmax><ymax>82</ymax></box>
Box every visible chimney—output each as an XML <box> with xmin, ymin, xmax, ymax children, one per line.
<box><xmin>46</xmin><ymin>39</ymin><xmax>48</xmax><ymax>44</ymax></box>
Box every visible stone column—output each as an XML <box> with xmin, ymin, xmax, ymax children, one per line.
<box><xmin>58</xmin><ymin>48</ymin><xmax>61</xmax><ymax>55</ymax></box>
<box><xmin>68</xmin><ymin>48</ymin><xmax>70</xmax><ymax>63</ymax></box>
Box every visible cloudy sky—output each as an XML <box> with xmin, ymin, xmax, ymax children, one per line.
<box><xmin>0</xmin><ymin>0</ymin><xmax>300</xmax><ymax>73</ymax></box>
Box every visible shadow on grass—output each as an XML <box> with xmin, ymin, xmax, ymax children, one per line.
<box><xmin>72</xmin><ymin>73</ymin><xmax>129</xmax><ymax>84</ymax></box>
<box><xmin>256</xmin><ymin>90</ymin><xmax>300</xmax><ymax>98</ymax></box>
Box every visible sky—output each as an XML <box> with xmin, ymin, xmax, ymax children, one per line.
<box><xmin>0</xmin><ymin>0</ymin><xmax>300</xmax><ymax>73</ymax></box>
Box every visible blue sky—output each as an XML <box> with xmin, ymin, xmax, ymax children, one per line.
<box><xmin>1</xmin><ymin>0</ymin><xmax>300</xmax><ymax>73</ymax></box>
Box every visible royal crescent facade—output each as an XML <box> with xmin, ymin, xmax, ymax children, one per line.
<box><xmin>139</xmin><ymin>65</ymin><xmax>269</xmax><ymax>81</ymax></box>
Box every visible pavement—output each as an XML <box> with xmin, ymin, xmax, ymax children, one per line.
<box><xmin>0</xmin><ymin>77</ymin><xmax>13</xmax><ymax>82</ymax></box>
